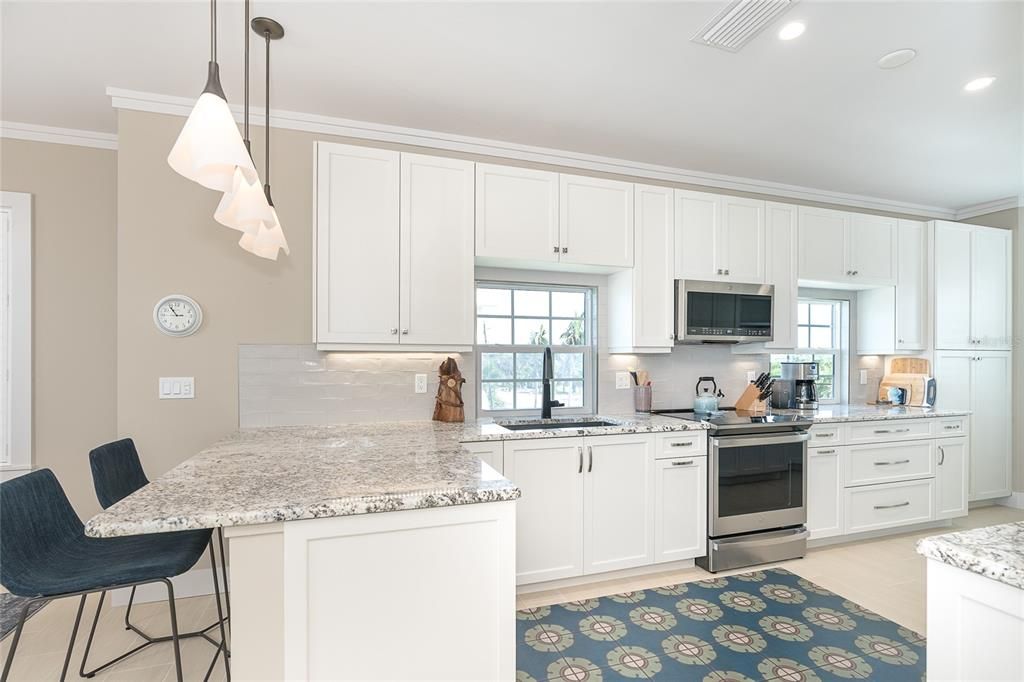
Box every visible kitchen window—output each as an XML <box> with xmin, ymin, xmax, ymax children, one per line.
<box><xmin>770</xmin><ymin>299</ymin><xmax>845</xmax><ymax>403</ymax></box>
<box><xmin>475</xmin><ymin>283</ymin><xmax>595</xmax><ymax>415</ymax></box>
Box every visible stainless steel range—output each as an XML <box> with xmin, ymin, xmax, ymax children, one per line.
<box><xmin>653</xmin><ymin>408</ymin><xmax>813</xmax><ymax>572</ymax></box>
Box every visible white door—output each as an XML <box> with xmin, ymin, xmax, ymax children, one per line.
<box><xmin>934</xmin><ymin>221</ymin><xmax>973</xmax><ymax>349</ymax></box>
<box><xmin>675</xmin><ymin>190</ymin><xmax>719</xmax><ymax>280</ymax></box>
<box><xmin>764</xmin><ymin>202</ymin><xmax>798</xmax><ymax>349</ymax></box>
<box><xmin>315</xmin><ymin>143</ymin><xmax>400</xmax><ymax>344</ymax></box>
<box><xmin>971</xmin><ymin>227</ymin><xmax>1012</xmax><ymax>349</ymax></box>
<box><xmin>653</xmin><ymin>456</ymin><xmax>707</xmax><ymax>562</ymax></box>
<box><xmin>895</xmin><ymin>219</ymin><xmax>927</xmax><ymax>351</ymax></box>
<box><xmin>807</xmin><ymin>446</ymin><xmax>843</xmax><ymax>539</ymax></box>
<box><xmin>399</xmin><ymin>154</ymin><xmax>475</xmax><ymax>346</ymax></box>
<box><xmin>798</xmin><ymin>207</ymin><xmax>848</xmax><ymax>284</ymax></box>
<box><xmin>475</xmin><ymin>164</ymin><xmax>558</xmax><ymax>263</ymax></box>
<box><xmin>583</xmin><ymin>435</ymin><xmax>653</xmax><ymax>574</ymax></box>
<box><xmin>633</xmin><ymin>184</ymin><xmax>675</xmax><ymax>348</ymax></box>
<box><xmin>935</xmin><ymin>437</ymin><xmax>969</xmax><ymax>520</ymax></box>
<box><xmin>505</xmin><ymin>438</ymin><xmax>585</xmax><ymax>584</ymax></box>
<box><xmin>848</xmin><ymin>213</ymin><xmax>897</xmax><ymax>286</ymax></box>
<box><xmin>970</xmin><ymin>353</ymin><xmax>1013</xmax><ymax>500</ymax></box>
<box><xmin>933</xmin><ymin>352</ymin><xmax>973</xmax><ymax>413</ymax></box>
<box><xmin>719</xmin><ymin>196</ymin><xmax>765</xmax><ymax>283</ymax></box>
<box><xmin>462</xmin><ymin>441</ymin><xmax>504</xmax><ymax>476</ymax></box>
<box><xmin>559</xmin><ymin>174</ymin><xmax>634</xmax><ymax>268</ymax></box>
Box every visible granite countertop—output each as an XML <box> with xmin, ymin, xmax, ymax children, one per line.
<box><xmin>85</xmin><ymin>414</ymin><xmax>703</xmax><ymax>538</ymax></box>
<box><xmin>773</xmin><ymin>404</ymin><xmax>970</xmax><ymax>423</ymax></box>
<box><xmin>916</xmin><ymin>522</ymin><xmax>1024</xmax><ymax>590</ymax></box>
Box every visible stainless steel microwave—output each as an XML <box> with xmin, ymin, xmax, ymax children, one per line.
<box><xmin>675</xmin><ymin>280</ymin><xmax>774</xmax><ymax>344</ymax></box>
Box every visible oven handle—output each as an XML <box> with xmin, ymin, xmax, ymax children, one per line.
<box><xmin>712</xmin><ymin>432</ymin><xmax>810</xmax><ymax>449</ymax></box>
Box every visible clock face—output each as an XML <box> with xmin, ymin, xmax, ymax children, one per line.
<box><xmin>153</xmin><ymin>295</ymin><xmax>202</xmax><ymax>337</ymax></box>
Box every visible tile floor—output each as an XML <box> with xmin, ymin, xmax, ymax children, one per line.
<box><xmin>1</xmin><ymin>505</ymin><xmax>1021</xmax><ymax>681</ymax></box>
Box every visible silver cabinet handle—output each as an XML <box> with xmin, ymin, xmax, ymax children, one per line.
<box><xmin>553</xmin><ymin>245</ymin><xmax>560</xmax><ymax>253</ymax></box>
<box><xmin>401</xmin><ymin>329</ymin><xmax>409</xmax><ymax>335</ymax></box>
<box><xmin>670</xmin><ymin>441</ymin><xmax>694</xmax><ymax>448</ymax></box>
<box><xmin>943</xmin><ymin>424</ymin><xmax>961</xmax><ymax>430</ymax></box>
<box><xmin>815</xmin><ymin>449</ymin><xmax>836</xmax><ymax>455</ymax></box>
<box><xmin>716</xmin><ymin>268</ymin><xmax>723</xmax><ymax>275</ymax></box>
<box><xmin>938</xmin><ymin>446</ymin><xmax>945</xmax><ymax>466</ymax></box>
<box><xmin>672</xmin><ymin>460</ymin><xmax>694</xmax><ymax>466</ymax></box>
<box><xmin>562</xmin><ymin>247</ymin><xmax>568</xmax><ymax>254</ymax></box>
<box><xmin>577</xmin><ymin>446</ymin><xmax>583</xmax><ymax>474</ymax></box>
<box><xmin>873</xmin><ymin>428</ymin><xmax>910</xmax><ymax>434</ymax></box>
<box><xmin>814</xmin><ymin>432</ymin><xmax>835</xmax><ymax>438</ymax></box>
<box><xmin>874</xmin><ymin>501</ymin><xmax>910</xmax><ymax>510</ymax></box>
<box><xmin>587</xmin><ymin>445</ymin><xmax>593</xmax><ymax>473</ymax></box>
<box><xmin>873</xmin><ymin>459</ymin><xmax>911</xmax><ymax>466</ymax></box>
<box><xmin>845</xmin><ymin>270</ymin><xmax>851</xmax><ymax>276</ymax></box>
<box><xmin>390</xmin><ymin>328</ymin><xmax>398</xmax><ymax>335</ymax></box>
<box><xmin>724</xmin><ymin>269</ymin><xmax>730</xmax><ymax>275</ymax></box>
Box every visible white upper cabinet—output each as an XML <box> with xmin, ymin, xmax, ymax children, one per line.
<box><xmin>934</xmin><ymin>221</ymin><xmax>1013</xmax><ymax>350</ymax></box>
<box><xmin>764</xmin><ymin>202</ymin><xmax>798</xmax><ymax>349</ymax></box>
<box><xmin>475</xmin><ymin>164</ymin><xmax>559</xmax><ymax>264</ymax></box>
<box><xmin>559</xmin><ymin>174</ymin><xmax>634</xmax><ymax>268</ymax></box>
<box><xmin>798</xmin><ymin>206</ymin><xmax>848</xmax><ymax>284</ymax></box>
<box><xmin>798</xmin><ymin>207</ymin><xmax>896</xmax><ymax>287</ymax></box>
<box><xmin>847</xmin><ymin>213</ymin><xmax>897</xmax><ymax>286</ymax></box>
<box><xmin>607</xmin><ymin>184</ymin><xmax>674</xmax><ymax>353</ymax></box>
<box><xmin>316</xmin><ymin>143</ymin><xmax>401</xmax><ymax>345</ymax></box>
<box><xmin>315</xmin><ymin>143</ymin><xmax>473</xmax><ymax>349</ymax></box>
<box><xmin>399</xmin><ymin>153</ymin><xmax>475</xmax><ymax>347</ymax></box>
<box><xmin>675</xmin><ymin>190</ymin><xmax>765</xmax><ymax>283</ymax></box>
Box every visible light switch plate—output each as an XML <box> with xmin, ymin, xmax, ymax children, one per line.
<box><xmin>859</xmin><ymin>369</ymin><xmax>868</xmax><ymax>385</ymax></box>
<box><xmin>615</xmin><ymin>372</ymin><xmax>631</xmax><ymax>390</ymax></box>
<box><xmin>159</xmin><ymin>377</ymin><xmax>195</xmax><ymax>399</ymax></box>
<box><xmin>414</xmin><ymin>374</ymin><xmax>428</xmax><ymax>394</ymax></box>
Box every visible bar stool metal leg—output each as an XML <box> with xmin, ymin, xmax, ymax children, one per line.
<box><xmin>162</xmin><ymin>579</ymin><xmax>184</xmax><ymax>682</ymax></box>
<box><xmin>207</xmin><ymin>538</ymin><xmax>230</xmax><ymax>681</ymax></box>
<box><xmin>59</xmin><ymin>595</ymin><xmax>87</xmax><ymax>681</ymax></box>
<box><xmin>1</xmin><ymin>597</ymin><xmax>47</xmax><ymax>682</ymax></box>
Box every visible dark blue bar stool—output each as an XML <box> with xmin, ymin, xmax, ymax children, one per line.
<box><xmin>84</xmin><ymin>438</ymin><xmax>230</xmax><ymax>680</ymax></box>
<box><xmin>0</xmin><ymin>469</ymin><xmax>209</xmax><ymax>682</ymax></box>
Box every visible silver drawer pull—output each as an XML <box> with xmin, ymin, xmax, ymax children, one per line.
<box><xmin>873</xmin><ymin>501</ymin><xmax>911</xmax><ymax>510</ymax></box>
<box><xmin>943</xmin><ymin>425</ymin><xmax>961</xmax><ymax>430</ymax></box>
<box><xmin>670</xmin><ymin>441</ymin><xmax>694</xmax><ymax>448</ymax></box>
<box><xmin>873</xmin><ymin>428</ymin><xmax>910</xmax><ymax>434</ymax></box>
<box><xmin>815</xmin><ymin>449</ymin><xmax>836</xmax><ymax>455</ymax></box>
<box><xmin>814</xmin><ymin>432</ymin><xmax>835</xmax><ymax>438</ymax></box>
<box><xmin>672</xmin><ymin>460</ymin><xmax>694</xmax><ymax>466</ymax></box>
<box><xmin>873</xmin><ymin>459</ymin><xmax>911</xmax><ymax>466</ymax></box>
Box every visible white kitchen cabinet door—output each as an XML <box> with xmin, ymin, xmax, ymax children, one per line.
<box><xmin>847</xmin><ymin>213</ymin><xmax>897</xmax><ymax>286</ymax></box>
<box><xmin>315</xmin><ymin>143</ymin><xmax>400</xmax><ymax>344</ymax></box>
<box><xmin>798</xmin><ymin>206</ymin><xmax>848</xmax><ymax>284</ymax></box>
<box><xmin>719</xmin><ymin>195</ymin><xmax>765</xmax><ymax>283</ymax></box>
<box><xmin>583</xmin><ymin>435</ymin><xmax>653</xmax><ymax>574</ymax></box>
<box><xmin>764</xmin><ymin>202</ymin><xmax>798</xmax><ymax>349</ymax></box>
<box><xmin>505</xmin><ymin>438</ymin><xmax>585</xmax><ymax>584</ymax></box>
<box><xmin>934</xmin><ymin>222</ymin><xmax>974</xmax><ymax>349</ymax></box>
<box><xmin>935</xmin><ymin>437</ymin><xmax>969</xmax><ymax>520</ymax></box>
<box><xmin>933</xmin><ymin>352</ymin><xmax>973</xmax><ymax>413</ymax></box>
<box><xmin>970</xmin><ymin>353</ymin><xmax>1013</xmax><ymax>500</ymax></box>
<box><xmin>971</xmin><ymin>226</ymin><xmax>1013</xmax><ymax>349</ymax></box>
<box><xmin>462</xmin><ymin>441</ymin><xmax>504</xmax><ymax>476</ymax></box>
<box><xmin>475</xmin><ymin>164</ymin><xmax>559</xmax><ymax>263</ymax></box>
<box><xmin>895</xmin><ymin>220</ymin><xmax>928</xmax><ymax>351</ymax></box>
<box><xmin>559</xmin><ymin>174</ymin><xmax>634</xmax><ymax>268</ymax></box>
<box><xmin>675</xmin><ymin>190</ymin><xmax>718</xmax><ymax>281</ymax></box>
<box><xmin>653</xmin><ymin>456</ymin><xmax>707</xmax><ymax>563</ymax></box>
<box><xmin>399</xmin><ymin>154</ymin><xmax>475</xmax><ymax>346</ymax></box>
<box><xmin>807</xmin><ymin>446</ymin><xmax>843</xmax><ymax>539</ymax></box>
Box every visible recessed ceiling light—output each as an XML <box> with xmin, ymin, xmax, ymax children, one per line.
<box><xmin>964</xmin><ymin>76</ymin><xmax>996</xmax><ymax>92</ymax></box>
<box><xmin>778</xmin><ymin>21</ymin><xmax>805</xmax><ymax>41</ymax></box>
<box><xmin>877</xmin><ymin>49</ymin><xmax>917</xmax><ymax>70</ymax></box>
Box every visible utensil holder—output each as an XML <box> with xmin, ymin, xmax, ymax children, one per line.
<box><xmin>634</xmin><ymin>385</ymin><xmax>652</xmax><ymax>413</ymax></box>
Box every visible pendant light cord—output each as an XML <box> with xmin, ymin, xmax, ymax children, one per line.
<box><xmin>243</xmin><ymin>0</ymin><xmax>249</xmax><ymax>149</ymax></box>
<box><xmin>264</xmin><ymin>28</ymin><xmax>271</xmax><ymax>199</ymax></box>
<box><xmin>210</xmin><ymin>0</ymin><xmax>217</xmax><ymax>63</ymax></box>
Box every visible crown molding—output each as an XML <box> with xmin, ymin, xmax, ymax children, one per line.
<box><xmin>953</xmin><ymin>196</ymin><xmax>1023</xmax><ymax>221</ymax></box>
<box><xmin>0</xmin><ymin>120</ymin><xmax>117</xmax><ymax>150</ymax></box>
<box><xmin>109</xmin><ymin>87</ymin><xmax>966</xmax><ymax>220</ymax></box>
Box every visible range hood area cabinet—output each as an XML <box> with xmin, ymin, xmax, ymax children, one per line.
<box><xmin>798</xmin><ymin>206</ymin><xmax>898</xmax><ymax>288</ymax></box>
<box><xmin>474</xmin><ymin>164</ymin><xmax>634</xmax><ymax>270</ymax></box>
<box><xmin>314</xmin><ymin>143</ymin><xmax>475</xmax><ymax>350</ymax></box>
<box><xmin>674</xmin><ymin>190</ymin><xmax>766</xmax><ymax>284</ymax></box>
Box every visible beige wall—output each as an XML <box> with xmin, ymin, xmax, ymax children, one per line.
<box><xmin>0</xmin><ymin>138</ymin><xmax>118</xmax><ymax>516</ymax></box>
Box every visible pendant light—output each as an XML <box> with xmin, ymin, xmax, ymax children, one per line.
<box><xmin>239</xmin><ymin>16</ymin><xmax>289</xmax><ymax>261</ymax></box>
<box><xmin>167</xmin><ymin>0</ymin><xmax>257</xmax><ymax>192</ymax></box>
<box><xmin>214</xmin><ymin>0</ymin><xmax>273</xmax><ymax>232</ymax></box>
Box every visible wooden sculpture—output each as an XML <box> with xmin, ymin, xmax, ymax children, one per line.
<box><xmin>433</xmin><ymin>356</ymin><xmax>466</xmax><ymax>423</ymax></box>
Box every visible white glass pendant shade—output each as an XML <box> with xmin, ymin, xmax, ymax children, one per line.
<box><xmin>215</xmin><ymin>167</ymin><xmax>273</xmax><ymax>231</ymax></box>
<box><xmin>167</xmin><ymin>64</ymin><xmax>258</xmax><ymax>192</ymax></box>
<box><xmin>239</xmin><ymin>204</ymin><xmax>289</xmax><ymax>260</ymax></box>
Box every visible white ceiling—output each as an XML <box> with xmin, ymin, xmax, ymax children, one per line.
<box><xmin>2</xmin><ymin>1</ymin><xmax>1022</xmax><ymax>211</ymax></box>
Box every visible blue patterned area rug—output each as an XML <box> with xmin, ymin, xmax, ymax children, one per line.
<box><xmin>517</xmin><ymin>567</ymin><xmax>925</xmax><ymax>681</ymax></box>
<box><xmin>0</xmin><ymin>593</ymin><xmax>46</xmax><ymax>640</ymax></box>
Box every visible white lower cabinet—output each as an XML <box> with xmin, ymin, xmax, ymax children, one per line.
<box><xmin>653</xmin><ymin>456</ymin><xmax>707</xmax><ymax>563</ymax></box>
<box><xmin>935</xmin><ymin>437</ymin><xmax>969</xmax><ymax>520</ymax></box>
<box><xmin>845</xmin><ymin>440</ymin><xmax>933</xmax><ymax>487</ymax></box>
<box><xmin>844</xmin><ymin>479</ymin><xmax>934</xmax><ymax>534</ymax></box>
<box><xmin>807</xmin><ymin>446</ymin><xmax>843</xmax><ymax>540</ymax></box>
<box><xmin>462</xmin><ymin>441</ymin><xmax>504</xmax><ymax>475</ymax></box>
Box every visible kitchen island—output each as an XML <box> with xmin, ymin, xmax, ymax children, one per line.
<box><xmin>917</xmin><ymin>523</ymin><xmax>1024</xmax><ymax>681</ymax></box>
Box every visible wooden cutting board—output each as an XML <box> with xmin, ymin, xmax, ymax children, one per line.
<box><xmin>890</xmin><ymin>357</ymin><xmax>930</xmax><ymax>374</ymax></box>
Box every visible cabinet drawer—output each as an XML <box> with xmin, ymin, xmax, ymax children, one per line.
<box><xmin>846</xmin><ymin>441</ymin><xmax>933</xmax><ymax>487</ymax></box>
<box><xmin>846</xmin><ymin>420</ymin><xmax>931</xmax><ymax>444</ymax></box>
<box><xmin>655</xmin><ymin>431</ymin><xmax>707</xmax><ymax>459</ymax></box>
<box><xmin>933</xmin><ymin>418</ymin><xmax>968</xmax><ymax>438</ymax></box>
<box><xmin>844</xmin><ymin>480</ymin><xmax>934</xmax><ymax>534</ymax></box>
<box><xmin>808</xmin><ymin>425</ymin><xmax>843</xmax><ymax>446</ymax></box>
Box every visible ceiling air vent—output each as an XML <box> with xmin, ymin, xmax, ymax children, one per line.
<box><xmin>691</xmin><ymin>0</ymin><xmax>796</xmax><ymax>52</ymax></box>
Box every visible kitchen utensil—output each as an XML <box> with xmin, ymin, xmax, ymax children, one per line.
<box><xmin>694</xmin><ymin>376</ymin><xmax>720</xmax><ymax>413</ymax></box>
<box><xmin>634</xmin><ymin>385</ymin><xmax>652</xmax><ymax>413</ymax></box>
<box><xmin>887</xmin><ymin>386</ymin><xmax>908</xmax><ymax>405</ymax></box>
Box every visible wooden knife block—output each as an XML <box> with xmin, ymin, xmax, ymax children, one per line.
<box><xmin>734</xmin><ymin>383</ymin><xmax>768</xmax><ymax>413</ymax></box>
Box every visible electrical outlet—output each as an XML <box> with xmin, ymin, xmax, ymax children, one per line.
<box><xmin>746</xmin><ymin>371</ymin><xmax>757</xmax><ymax>383</ymax></box>
<box><xmin>415</xmin><ymin>374</ymin><xmax>428</xmax><ymax>394</ymax></box>
<box><xmin>615</xmin><ymin>372</ymin><xmax>631</xmax><ymax>389</ymax></box>
<box><xmin>159</xmin><ymin>377</ymin><xmax>195</xmax><ymax>400</ymax></box>
<box><xmin>859</xmin><ymin>369</ymin><xmax>868</xmax><ymax>385</ymax></box>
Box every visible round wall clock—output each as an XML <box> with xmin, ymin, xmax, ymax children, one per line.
<box><xmin>153</xmin><ymin>294</ymin><xmax>203</xmax><ymax>337</ymax></box>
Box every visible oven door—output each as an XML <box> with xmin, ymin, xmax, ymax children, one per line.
<box><xmin>709</xmin><ymin>432</ymin><xmax>808</xmax><ymax>537</ymax></box>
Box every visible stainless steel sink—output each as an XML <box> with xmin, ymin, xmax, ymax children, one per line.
<box><xmin>497</xmin><ymin>419</ymin><xmax>621</xmax><ymax>432</ymax></box>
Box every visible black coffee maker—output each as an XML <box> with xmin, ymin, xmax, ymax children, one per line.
<box><xmin>770</xmin><ymin>362</ymin><xmax>819</xmax><ymax>411</ymax></box>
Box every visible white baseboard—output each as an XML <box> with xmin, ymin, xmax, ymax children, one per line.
<box><xmin>110</xmin><ymin>565</ymin><xmax>226</xmax><ymax>606</ymax></box>
<box><xmin>997</xmin><ymin>492</ymin><xmax>1024</xmax><ymax>510</ymax></box>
